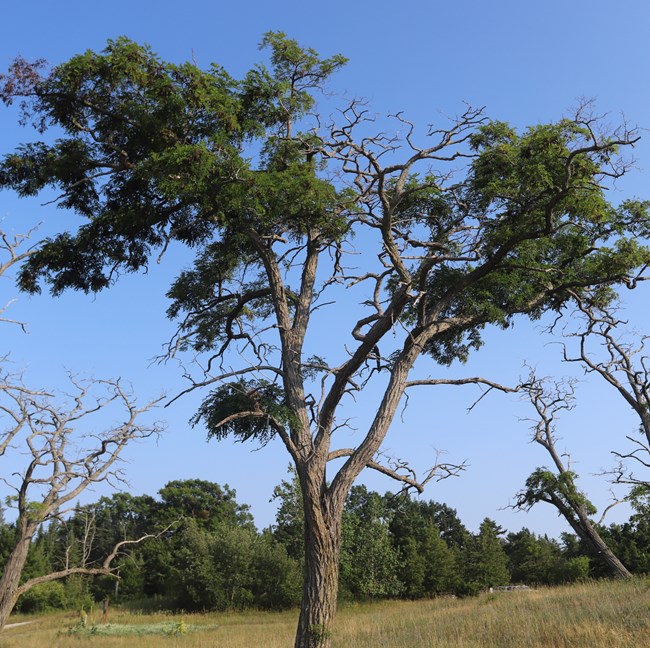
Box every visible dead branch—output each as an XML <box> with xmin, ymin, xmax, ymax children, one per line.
<box><xmin>327</xmin><ymin>447</ymin><xmax>466</xmax><ymax>494</ymax></box>
<box><xmin>14</xmin><ymin>522</ymin><xmax>175</xmax><ymax>600</ymax></box>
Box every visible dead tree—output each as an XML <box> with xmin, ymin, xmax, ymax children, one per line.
<box><xmin>515</xmin><ymin>376</ymin><xmax>631</xmax><ymax>579</ymax></box>
<box><xmin>0</xmin><ymin>228</ymin><xmax>165</xmax><ymax>630</ymax></box>
<box><xmin>563</xmin><ymin>298</ymin><xmax>650</xmax><ymax>489</ymax></box>
<box><xmin>0</xmin><ymin>373</ymin><xmax>162</xmax><ymax>630</ymax></box>
<box><xmin>0</xmin><ymin>227</ymin><xmax>37</xmax><ymax>331</ymax></box>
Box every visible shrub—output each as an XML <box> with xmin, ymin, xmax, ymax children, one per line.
<box><xmin>16</xmin><ymin>581</ymin><xmax>67</xmax><ymax>613</ymax></box>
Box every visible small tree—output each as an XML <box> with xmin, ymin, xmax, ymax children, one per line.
<box><xmin>2</xmin><ymin>35</ymin><xmax>650</xmax><ymax>646</ymax></box>
<box><xmin>0</xmin><ymin>232</ymin><xmax>164</xmax><ymax>629</ymax></box>
<box><xmin>462</xmin><ymin>518</ymin><xmax>510</xmax><ymax>594</ymax></box>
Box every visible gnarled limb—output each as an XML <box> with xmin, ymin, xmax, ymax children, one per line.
<box><xmin>0</xmin><ymin>374</ymin><xmax>163</xmax><ymax>631</ymax></box>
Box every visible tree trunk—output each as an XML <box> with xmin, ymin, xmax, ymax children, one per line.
<box><xmin>552</xmin><ymin>495</ymin><xmax>631</xmax><ymax>579</ymax></box>
<box><xmin>294</xmin><ymin>495</ymin><xmax>342</xmax><ymax>648</ymax></box>
<box><xmin>0</xmin><ymin>534</ymin><xmax>32</xmax><ymax>631</ymax></box>
<box><xmin>577</xmin><ymin>510</ymin><xmax>631</xmax><ymax>579</ymax></box>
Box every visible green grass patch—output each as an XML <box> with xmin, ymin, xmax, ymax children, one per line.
<box><xmin>65</xmin><ymin>619</ymin><xmax>218</xmax><ymax>637</ymax></box>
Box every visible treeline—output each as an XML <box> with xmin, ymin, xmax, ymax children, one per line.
<box><xmin>2</xmin><ymin>477</ymin><xmax>649</xmax><ymax>614</ymax></box>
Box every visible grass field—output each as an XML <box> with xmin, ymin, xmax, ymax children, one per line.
<box><xmin>1</xmin><ymin>578</ymin><xmax>648</xmax><ymax>647</ymax></box>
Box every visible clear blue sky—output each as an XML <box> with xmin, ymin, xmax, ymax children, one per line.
<box><xmin>1</xmin><ymin>0</ymin><xmax>649</xmax><ymax>536</ymax></box>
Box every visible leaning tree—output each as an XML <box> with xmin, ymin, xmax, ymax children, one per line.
<box><xmin>0</xmin><ymin>230</ymin><xmax>164</xmax><ymax>630</ymax></box>
<box><xmin>2</xmin><ymin>34</ymin><xmax>650</xmax><ymax>647</ymax></box>
<box><xmin>514</xmin><ymin>376</ymin><xmax>632</xmax><ymax>578</ymax></box>
<box><xmin>513</xmin><ymin>296</ymin><xmax>650</xmax><ymax>580</ymax></box>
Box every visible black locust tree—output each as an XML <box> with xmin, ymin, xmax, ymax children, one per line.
<box><xmin>2</xmin><ymin>34</ymin><xmax>650</xmax><ymax>647</ymax></box>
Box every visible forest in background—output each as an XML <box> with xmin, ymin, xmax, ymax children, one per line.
<box><xmin>4</xmin><ymin>475</ymin><xmax>649</xmax><ymax>616</ymax></box>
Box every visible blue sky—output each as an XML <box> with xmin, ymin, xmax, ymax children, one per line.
<box><xmin>1</xmin><ymin>1</ymin><xmax>649</xmax><ymax>536</ymax></box>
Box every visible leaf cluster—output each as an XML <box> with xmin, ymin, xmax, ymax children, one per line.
<box><xmin>192</xmin><ymin>379</ymin><xmax>292</xmax><ymax>444</ymax></box>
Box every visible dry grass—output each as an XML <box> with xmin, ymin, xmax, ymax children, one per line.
<box><xmin>1</xmin><ymin>578</ymin><xmax>649</xmax><ymax>647</ymax></box>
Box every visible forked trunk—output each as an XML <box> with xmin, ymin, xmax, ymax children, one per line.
<box><xmin>294</xmin><ymin>500</ymin><xmax>342</xmax><ymax>648</ymax></box>
<box><xmin>0</xmin><ymin>534</ymin><xmax>32</xmax><ymax>631</ymax></box>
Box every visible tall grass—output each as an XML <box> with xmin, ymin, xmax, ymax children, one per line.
<box><xmin>2</xmin><ymin>578</ymin><xmax>648</xmax><ymax>647</ymax></box>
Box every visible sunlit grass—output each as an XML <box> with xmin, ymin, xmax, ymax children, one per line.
<box><xmin>2</xmin><ymin>578</ymin><xmax>649</xmax><ymax>647</ymax></box>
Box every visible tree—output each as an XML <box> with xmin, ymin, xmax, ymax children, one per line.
<box><xmin>271</xmin><ymin>468</ymin><xmax>305</xmax><ymax>561</ymax></box>
<box><xmin>0</xmin><ymin>374</ymin><xmax>162</xmax><ymax>628</ymax></box>
<box><xmin>505</xmin><ymin>528</ymin><xmax>566</xmax><ymax>585</ymax></box>
<box><xmin>339</xmin><ymin>486</ymin><xmax>402</xmax><ymax>600</ymax></box>
<box><xmin>462</xmin><ymin>518</ymin><xmax>510</xmax><ymax>594</ymax></box>
<box><xmin>0</xmin><ymin>230</ymin><xmax>166</xmax><ymax>629</ymax></box>
<box><xmin>2</xmin><ymin>35</ymin><xmax>650</xmax><ymax>646</ymax></box>
<box><xmin>514</xmin><ymin>377</ymin><xmax>631</xmax><ymax>578</ymax></box>
<box><xmin>157</xmin><ymin>479</ymin><xmax>254</xmax><ymax>529</ymax></box>
<box><xmin>386</xmin><ymin>495</ymin><xmax>465</xmax><ymax>596</ymax></box>
<box><xmin>511</xmin><ymin>295</ymin><xmax>650</xmax><ymax>580</ymax></box>
<box><xmin>562</xmin><ymin>299</ymin><xmax>650</xmax><ymax>489</ymax></box>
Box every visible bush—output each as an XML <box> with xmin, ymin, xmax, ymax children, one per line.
<box><xmin>565</xmin><ymin>556</ymin><xmax>590</xmax><ymax>582</ymax></box>
<box><xmin>16</xmin><ymin>581</ymin><xmax>67</xmax><ymax>613</ymax></box>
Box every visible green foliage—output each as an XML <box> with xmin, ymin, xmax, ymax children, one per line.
<box><xmin>340</xmin><ymin>487</ymin><xmax>402</xmax><ymax>599</ymax></box>
<box><xmin>157</xmin><ymin>479</ymin><xmax>253</xmax><ymax>528</ymax></box>
<box><xmin>0</xmin><ymin>34</ymin><xmax>347</xmax><ymax>299</ymax></box>
<box><xmin>242</xmin><ymin>31</ymin><xmax>347</xmax><ymax>130</ymax></box>
<box><xmin>67</xmin><ymin>620</ymin><xmax>217</xmax><ymax>637</ymax></box>
<box><xmin>271</xmin><ymin>468</ymin><xmax>304</xmax><ymax>561</ymax></box>
<box><xmin>565</xmin><ymin>556</ymin><xmax>591</xmax><ymax>582</ymax></box>
<box><xmin>21</xmin><ymin>533</ymin><xmax>52</xmax><ymax>583</ymax></box>
<box><xmin>249</xmin><ymin>531</ymin><xmax>302</xmax><ymax>609</ymax></box>
<box><xmin>519</xmin><ymin>467</ymin><xmax>597</xmax><ymax>516</ymax></box>
<box><xmin>170</xmin><ymin>519</ymin><xmax>300</xmax><ymax>612</ymax></box>
<box><xmin>0</xmin><ymin>520</ymin><xmax>16</xmax><ymax>568</ymax></box>
<box><xmin>505</xmin><ymin>528</ymin><xmax>567</xmax><ymax>585</ymax></box>
<box><xmin>193</xmin><ymin>379</ymin><xmax>293</xmax><ymax>444</ymax></box>
<box><xmin>15</xmin><ymin>580</ymin><xmax>67</xmax><ymax>613</ymax></box>
<box><xmin>63</xmin><ymin>574</ymin><xmax>95</xmax><ymax>611</ymax></box>
<box><xmin>461</xmin><ymin>519</ymin><xmax>510</xmax><ymax>594</ymax></box>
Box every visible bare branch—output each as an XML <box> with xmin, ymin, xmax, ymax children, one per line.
<box><xmin>327</xmin><ymin>447</ymin><xmax>466</xmax><ymax>494</ymax></box>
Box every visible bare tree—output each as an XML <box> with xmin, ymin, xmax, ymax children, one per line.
<box><xmin>0</xmin><ymin>233</ymin><xmax>164</xmax><ymax>630</ymax></box>
<box><xmin>563</xmin><ymin>298</ymin><xmax>650</xmax><ymax>488</ymax></box>
<box><xmin>514</xmin><ymin>375</ymin><xmax>631</xmax><ymax>578</ymax></box>
<box><xmin>0</xmin><ymin>373</ymin><xmax>163</xmax><ymax>629</ymax></box>
<box><xmin>0</xmin><ymin>227</ymin><xmax>37</xmax><ymax>331</ymax></box>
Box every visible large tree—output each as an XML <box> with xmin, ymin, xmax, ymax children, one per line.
<box><xmin>2</xmin><ymin>34</ymin><xmax>650</xmax><ymax>647</ymax></box>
